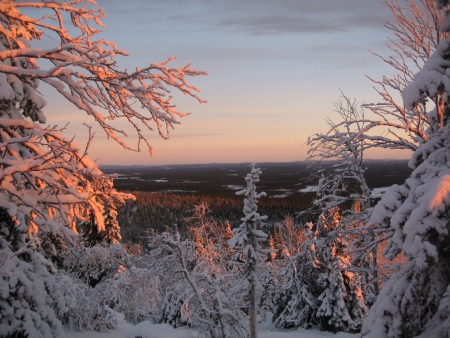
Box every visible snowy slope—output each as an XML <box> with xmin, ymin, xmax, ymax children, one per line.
<box><xmin>66</xmin><ymin>318</ymin><xmax>357</xmax><ymax>338</ymax></box>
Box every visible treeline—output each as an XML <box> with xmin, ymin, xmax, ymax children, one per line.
<box><xmin>118</xmin><ymin>191</ymin><xmax>314</xmax><ymax>245</ymax></box>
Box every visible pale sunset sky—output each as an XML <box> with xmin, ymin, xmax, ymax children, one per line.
<box><xmin>42</xmin><ymin>0</ymin><xmax>412</xmax><ymax>165</ymax></box>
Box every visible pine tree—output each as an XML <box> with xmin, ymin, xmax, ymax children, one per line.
<box><xmin>80</xmin><ymin>199</ymin><xmax>122</xmax><ymax>246</ymax></box>
<box><xmin>103</xmin><ymin>201</ymin><xmax>121</xmax><ymax>244</ymax></box>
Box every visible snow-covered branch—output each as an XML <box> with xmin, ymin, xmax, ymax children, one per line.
<box><xmin>0</xmin><ymin>1</ymin><xmax>206</xmax><ymax>155</ymax></box>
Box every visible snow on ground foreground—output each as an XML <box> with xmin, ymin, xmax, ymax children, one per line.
<box><xmin>65</xmin><ymin>317</ymin><xmax>357</xmax><ymax>338</ymax></box>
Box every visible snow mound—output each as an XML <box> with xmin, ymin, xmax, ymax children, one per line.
<box><xmin>370</xmin><ymin>187</ymin><xmax>390</xmax><ymax>198</ymax></box>
<box><xmin>124</xmin><ymin>322</ymin><xmax>189</xmax><ymax>338</ymax></box>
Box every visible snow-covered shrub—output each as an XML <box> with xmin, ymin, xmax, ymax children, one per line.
<box><xmin>56</xmin><ymin>273</ymin><xmax>111</xmax><ymax>332</ymax></box>
<box><xmin>64</xmin><ymin>243</ymin><xmax>121</xmax><ymax>287</ymax></box>
<box><xmin>61</xmin><ymin>241</ymin><xmax>160</xmax><ymax>328</ymax></box>
<box><xmin>99</xmin><ymin>267</ymin><xmax>160</xmax><ymax>324</ymax></box>
<box><xmin>159</xmin><ymin>281</ymin><xmax>191</xmax><ymax>328</ymax></box>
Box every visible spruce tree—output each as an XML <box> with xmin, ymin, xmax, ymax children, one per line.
<box><xmin>228</xmin><ymin>163</ymin><xmax>268</xmax><ymax>338</ymax></box>
<box><xmin>362</xmin><ymin>2</ymin><xmax>450</xmax><ymax>335</ymax></box>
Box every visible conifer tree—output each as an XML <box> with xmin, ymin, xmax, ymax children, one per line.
<box><xmin>315</xmin><ymin>209</ymin><xmax>368</xmax><ymax>333</ymax></box>
<box><xmin>306</xmin><ymin>94</ymin><xmax>379</xmax><ymax>297</ymax></box>
<box><xmin>228</xmin><ymin>163</ymin><xmax>268</xmax><ymax>338</ymax></box>
<box><xmin>273</xmin><ymin>209</ymin><xmax>369</xmax><ymax>333</ymax></box>
<box><xmin>362</xmin><ymin>2</ymin><xmax>450</xmax><ymax>336</ymax></box>
<box><xmin>272</xmin><ymin>222</ymin><xmax>319</xmax><ymax>330</ymax></box>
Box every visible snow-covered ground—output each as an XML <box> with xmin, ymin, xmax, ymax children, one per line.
<box><xmin>224</xmin><ymin>184</ymin><xmax>245</xmax><ymax>190</ymax></box>
<box><xmin>65</xmin><ymin>318</ymin><xmax>357</xmax><ymax>338</ymax></box>
<box><xmin>298</xmin><ymin>185</ymin><xmax>391</xmax><ymax>198</ymax></box>
<box><xmin>299</xmin><ymin>185</ymin><xmax>319</xmax><ymax>192</ymax></box>
<box><xmin>270</xmin><ymin>189</ymin><xmax>293</xmax><ymax>198</ymax></box>
<box><xmin>370</xmin><ymin>186</ymin><xmax>390</xmax><ymax>198</ymax></box>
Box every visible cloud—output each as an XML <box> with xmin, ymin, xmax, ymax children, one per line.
<box><xmin>218</xmin><ymin>15</ymin><xmax>349</xmax><ymax>35</ymax></box>
<box><xmin>97</xmin><ymin>0</ymin><xmax>392</xmax><ymax>35</ymax></box>
<box><xmin>214</xmin><ymin>1</ymin><xmax>390</xmax><ymax>35</ymax></box>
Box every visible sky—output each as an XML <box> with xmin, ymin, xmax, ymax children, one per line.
<box><xmin>41</xmin><ymin>0</ymin><xmax>413</xmax><ymax>165</ymax></box>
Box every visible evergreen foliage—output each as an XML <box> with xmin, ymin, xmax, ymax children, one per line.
<box><xmin>228</xmin><ymin>163</ymin><xmax>269</xmax><ymax>338</ymax></box>
<box><xmin>0</xmin><ymin>208</ymin><xmax>65</xmax><ymax>337</ymax></box>
<box><xmin>273</xmin><ymin>209</ymin><xmax>370</xmax><ymax>333</ymax></box>
<box><xmin>362</xmin><ymin>2</ymin><xmax>450</xmax><ymax>336</ymax></box>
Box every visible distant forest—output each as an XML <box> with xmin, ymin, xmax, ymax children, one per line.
<box><xmin>113</xmin><ymin>160</ymin><xmax>412</xmax><ymax>246</ymax></box>
<box><xmin>117</xmin><ymin>191</ymin><xmax>313</xmax><ymax>246</ymax></box>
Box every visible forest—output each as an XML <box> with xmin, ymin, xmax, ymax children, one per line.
<box><xmin>111</xmin><ymin>160</ymin><xmax>411</xmax><ymax>247</ymax></box>
<box><xmin>1</xmin><ymin>1</ymin><xmax>450</xmax><ymax>338</ymax></box>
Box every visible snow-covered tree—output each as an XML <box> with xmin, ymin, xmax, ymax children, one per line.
<box><xmin>307</xmin><ymin>94</ymin><xmax>371</xmax><ymax>213</ymax></box>
<box><xmin>102</xmin><ymin>201</ymin><xmax>121</xmax><ymax>244</ymax></box>
<box><xmin>307</xmin><ymin>93</ymin><xmax>381</xmax><ymax>299</ymax></box>
<box><xmin>185</xmin><ymin>202</ymin><xmax>233</xmax><ymax>263</ymax></box>
<box><xmin>362</xmin><ymin>2</ymin><xmax>450</xmax><ymax>336</ymax></box>
<box><xmin>0</xmin><ymin>0</ymin><xmax>205</xmax><ymax>335</ymax></box>
<box><xmin>0</xmin><ymin>109</ymin><xmax>129</xmax><ymax>336</ymax></box>
<box><xmin>228</xmin><ymin>163</ymin><xmax>269</xmax><ymax>338</ymax></box>
<box><xmin>272</xmin><ymin>222</ymin><xmax>319</xmax><ymax>330</ymax></box>
<box><xmin>149</xmin><ymin>202</ymin><xmax>249</xmax><ymax>337</ymax></box>
<box><xmin>260</xmin><ymin>216</ymin><xmax>302</xmax><ymax>315</ymax></box>
<box><xmin>0</xmin><ymin>0</ymin><xmax>203</xmax><ymax>241</ymax></box>
<box><xmin>58</xmin><ymin>242</ymin><xmax>159</xmax><ymax>330</ymax></box>
<box><xmin>307</xmin><ymin>0</ymin><xmax>448</xmax><ymax>211</ymax></box>
<box><xmin>79</xmin><ymin>196</ymin><xmax>122</xmax><ymax>246</ymax></box>
<box><xmin>307</xmin><ymin>3</ymin><xmax>449</xmax><ymax>294</ymax></box>
<box><xmin>275</xmin><ymin>215</ymin><xmax>304</xmax><ymax>259</ymax></box>
<box><xmin>148</xmin><ymin>227</ymin><xmax>248</xmax><ymax>338</ymax></box>
<box><xmin>314</xmin><ymin>210</ymin><xmax>368</xmax><ymax>333</ymax></box>
<box><xmin>332</xmin><ymin>0</ymin><xmax>448</xmax><ymax>152</ymax></box>
<box><xmin>0</xmin><ymin>208</ymin><xmax>66</xmax><ymax>337</ymax></box>
<box><xmin>273</xmin><ymin>209</ymin><xmax>369</xmax><ymax>333</ymax></box>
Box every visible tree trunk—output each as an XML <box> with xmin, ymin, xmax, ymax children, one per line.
<box><xmin>250</xmin><ymin>283</ymin><xmax>257</xmax><ymax>338</ymax></box>
<box><xmin>372</xmin><ymin>246</ymin><xmax>379</xmax><ymax>296</ymax></box>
